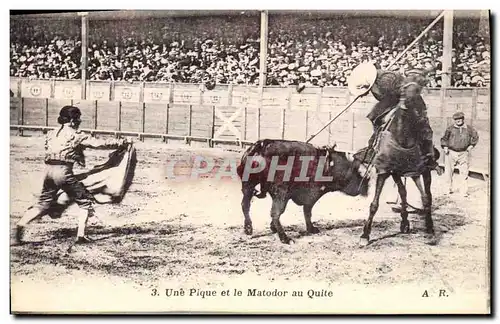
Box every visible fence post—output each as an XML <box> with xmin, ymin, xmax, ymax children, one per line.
<box><xmin>186</xmin><ymin>104</ymin><xmax>192</xmax><ymax>145</ymax></box>
<box><xmin>16</xmin><ymin>78</ymin><xmax>21</xmax><ymax>98</ymax></box>
<box><xmin>116</xmin><ymin>101</ymin><xmax>122</xmax><ymax>138</ymax></box>
<box><xmin>164</xmin><ymin>103</ymin><xmax>170</xmax><ymax>143</ymax></box>
<box><xmin>18</xmin><ymin>98</ymin><xmax>24</xmax><ymax>136</ymax></box>
<box><xmin>439</xmin><ymin>87</ymin><xmax>447</xmax><ymax>166</ymax></box>
<box><xmin>86</xmin><ymin>80</ymin><xmax>90</xmax><ymax>101</ymax></box>
<box><xmin>327</xmin><ymin>111</ymin><xmax>332</xmax><ymax>145</ymax></box>
<box><xmin>256</xmin><ymin>99</ymin><xmax>261</xmax><ymax>140</ymax></box>
<box><xmin>471</xmin><ymin>88</ymin><xmax>478</xmax><ymax>127</ymax></box>
<box><xmin>45</xmin><ymin>98</ymin><xmax>49</xmax><ymax>127</ymax></box>
<box><xmin>94</xmin><ymin>100</ymin><xmax>98</xmax><ymax>130</ymax></box>
<box><xmin>139</xmin><ymin>81</ymin><xmax>145</xmax><ymax>142</ymax></box>
<box><xmin>140</xmin><ymin>82</ymin><xmax>145</xmax><ymax>103</ymax></box>
<box><xmin>242</xmin><ymin>106</ymin><xmax>247</xmax><ymax>142</ymax></box>
<box><xmin>110</xmin><ymin>81</ymin><xmax>115</xmax><ymax>101</ymax></box>
<box><xmin>280</xmin><ymin>108</ymin><xmax>286</xmax><ymax>140</ymax></box>
<box><xmin>50</xmin><ymin>79</ymin><xmax>55</xmax><ymax>99</ymax></box>
<box><xmin>228</xmin><ymin>84</ymin><xmax>233</xmax><ymax>107</ymax></box>
<box><xmin>140</xmin><ymin>102</ymin><xmax>146</xmax><ymax>142</ymax></box>
<box><xmin>440</xmin><ymin>87</ymin><xmax>447</xmax><ymax>126</ymax></box>
<box><xmin>210</xmin><ymin>105</ymin><xmax>216</xmax><ymax>148</ymax></box>
<box><xmin>169</xmin><ymin>83</ymin><xmax>174</xmax><ymax>104</ymax></box>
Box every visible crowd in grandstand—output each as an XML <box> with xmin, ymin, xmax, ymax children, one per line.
<box><xmin>10</xmin><ymin>13</ymin><xmax>490</xmax><ymax>87</ymax></box>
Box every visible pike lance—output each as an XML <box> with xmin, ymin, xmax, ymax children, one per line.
<box><xmin>306</xmin><ymin>10</ymin><xmax>446</xmax><ymax>144</ymax></box>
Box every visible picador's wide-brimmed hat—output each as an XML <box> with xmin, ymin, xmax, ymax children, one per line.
<box><xmin>347</xmin><ymin>62</ymin><xmax>378</xmax><ymax>97</ymax></box>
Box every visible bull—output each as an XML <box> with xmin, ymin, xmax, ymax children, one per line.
<box><xmin>236</xmin><ymin>139</ymin><xmax>369</xmax><ymax>244</ymax></box>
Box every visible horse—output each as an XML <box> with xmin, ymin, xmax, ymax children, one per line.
<box><xmin>356</xmin><ymin>87</ymin><xmax>437</xmax><ymax>246</ymax></box>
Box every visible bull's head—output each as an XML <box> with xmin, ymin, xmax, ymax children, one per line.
<box><xmin>322</xmin><ymin>142</ymin><xmax>337</xmax><ymax>156</ymax></box>
<box><xmin>324</xmin><ymin>146</ymin><xmax>370</xmax><ymax>197</ymax></box>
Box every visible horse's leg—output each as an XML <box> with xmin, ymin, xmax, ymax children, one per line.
<box><xmin>360</xmin><ymin>173</ymin><xmax>390</xmax><ymax>246</ymax></box>
<box><xmin>393</xmin><ymin>175</ymin><xmax>410</xmax><ymax>234</ymax></box>
<box><xmin>241</xmin><ymin>183</ymin><xmax>255</xmax><ymax>235</ymax></box>
<box><xmin>412</xmin><ymin>175</ymin><xmax>426</xmax><ymax>209</ymax></box>
<box><xmin>422</xmin><ymin>169</ymin><xmax>434</xmax><ymax>234</ymax></box>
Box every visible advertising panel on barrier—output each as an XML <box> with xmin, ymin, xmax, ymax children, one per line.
<box><xmin>53</xmin><ymin>81</ymin><xmax>82</xmax><ymax>100</ymax></box>
<box><xmin>319</xmin><ymin>87</ymin><xmax>349</xmax><ymax>112</ymax></box>
<box><xmin>20</xmin><ymin>79</ymin><xmax>52</xmax><ymax>99</ymax></box>
<box><xmin>232</xmin><ymin>86</ymin><xmax>259</xmax><ymax>107</ymax></box>
<box><xmin>201</xmin><ymin>89</ymin><xmax>230</xmax><ymax>106</ymax></box>
<box><xmin>87</xmin><ymin>81</ymin><xmax>111</xmax><ymax>101</ymax></box>
<box><xmin>262</xmin><ymin>87</ymin><xmax>289</xmax><ymax>109</ymax></box>
<box><xmin>114</xmin><ymin>83</ymin><xmax>141</xmax><ymax>102</ymax></box>
<box><xmin>289</xmin><ymin>93</ymin><xmax>319</xmax><ymax>111</ymax></box>
<box><xmin>143</xmin><ymin>84</ymin><xmax>171</xmax><ymax>103</ymax></box>
<box><xmin>172</xmin><ymin>84</ymin><xmax>201</xmax><ymax>105</ymax></box>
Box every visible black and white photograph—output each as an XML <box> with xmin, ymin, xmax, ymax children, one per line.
<box><xmin>8</xmin><ymin>9</ymin><xmax>491</xmax><ymax>314</ymax></box>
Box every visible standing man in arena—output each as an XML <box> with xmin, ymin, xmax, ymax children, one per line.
<box><xmin>15</xmin><ymin>106</ymin><xmax>127</xmax><ymax>245</ymax></box>
<box><xmin>440</xmin><ymin>112</ymin><xmax>479</xmax><ymax>197</ymax></box>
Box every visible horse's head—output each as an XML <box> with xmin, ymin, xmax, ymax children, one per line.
<box><xmin>400</xmin><ymin>70</ymin><xmax>427</xmax><ymax>110</ymax></box>
<box><xmin>387</xmin><ymin>71</ymin><xmax>428</xmax><ymax>148</ymax></box>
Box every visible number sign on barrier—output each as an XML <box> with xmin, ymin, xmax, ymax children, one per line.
<box><xmin>87</xmin><ymin>82</ymin><xmax>111</xmax><ymax>101</ymax></box>
<box><xmin>290</xmin><ymin>94</ymin><xmax>318</xmax><ymax>111</ymax></box>
<box><xmin>114</xmin><ymin>84</ymin><xmax>141</xmax><ymax>102</ymax></box>
<box><xmin>172</xmin><ymin>89</ymin><xmax>201</xmax><ymax>105</ymax></box>
<box><xmin>262</xmin><ymin>88</ymin><xmax>289</xmax><ymax>109</ymax></box>
<box><xmin>232</xmin><ymin>87</ymin><xmax>258</xmax><ymax>107</ymax></box>
<box><xmin>54</xmin><ymin>81</ymin><xmax>82</xmax><ymax>100</ymax></box>
<box><xmin>143</xmin><ymin>86</ymin><xmax>171</xmax><ymax>103</ymax></box>
<box><xmin>21</xmin><ymin>79</ymin><xmax>52</xmax><ymax>99</ymax></box>
<box><xmin>202</xmin><ymin>90</ymin><xmax>229</xmax><ymax>106</ymax></box>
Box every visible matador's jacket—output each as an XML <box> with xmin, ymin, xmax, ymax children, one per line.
<box><xmin>361</xmin><ymin>69</ymin><xmax>439</xmax><ymax>169</ymax></box>
<box><xmin>45</xmin><ymin>126</ymin><xmax>124</xmax><ymax>167</ymax></box>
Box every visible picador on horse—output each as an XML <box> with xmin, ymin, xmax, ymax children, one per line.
<box><xmin>353</xmin><ymin>64</ymin><xmax>441</xmax><ymax>173</ymax></box>
<box><xmin>347</xmin><ymin>62</ymin><xmax>442</xmax><ymax>245</ymax></box>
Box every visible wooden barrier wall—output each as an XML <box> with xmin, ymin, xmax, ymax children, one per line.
<box><xmin>9</xmin><ymin>78</ymin><xmax>490</xmax><ymax>175</ymax></box>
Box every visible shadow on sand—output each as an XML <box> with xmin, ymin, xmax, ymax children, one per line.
<box><xmin>243</xmin><ymin>192</ymin><xmax>467</xmax><ymax>247</ymax></box>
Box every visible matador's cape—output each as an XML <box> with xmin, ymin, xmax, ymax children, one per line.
<box><xmin>48</xmin><ymin>142</ymin><xmax>137</xmax><ymax>218</ymax></box>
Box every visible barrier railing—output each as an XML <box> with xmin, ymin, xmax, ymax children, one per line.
<box><xmin>9</xmin><ymin>78</ymin><xmax>490</xmax><ymax>177</ymax></box>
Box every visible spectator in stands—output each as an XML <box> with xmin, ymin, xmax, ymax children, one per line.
<box><xmin>10</xmin><ymin>13</ymin><xmax>490</xmax><ymax>88</ymax></box>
